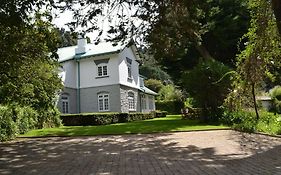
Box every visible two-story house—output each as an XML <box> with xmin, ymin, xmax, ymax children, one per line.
<box><xmin>57</xmin><ymin>37</ymin><xmax>157</xmax><ymax>114</ymax></box>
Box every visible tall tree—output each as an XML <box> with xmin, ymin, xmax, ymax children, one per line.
<box><xmin>1</xmin><ymin>1</ymin><xmax>62</xmax><ymax>127</ymax></box>
<box><xmin>226</xmin><ymin>0</ymin><xmax>281</xmax><ymax>120</ymax></box>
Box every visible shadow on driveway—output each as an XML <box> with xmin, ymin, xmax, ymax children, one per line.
<box><xmin>0</xmin><ymin>130</ymin><xmax>280</xmax><ymax>175</ymax></box>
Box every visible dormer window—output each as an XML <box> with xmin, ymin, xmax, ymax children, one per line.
<box><xmin>94</xmin><ymin>58</ymin><xmax>110</xmax><ymax>78</ymax></box>
<box><xmin>126</xmin><ymin>57</ymin><xmax>132</xmax><ymax>79</ymax></box>
<box><xmin>97</xmin><ymin>64</ymin><xmax>108</xmax><ymax>77</ymax></box>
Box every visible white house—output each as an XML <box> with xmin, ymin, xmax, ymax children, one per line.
<box><xmin>57</xmin><ymin>37</ymin><xmax>157</xmax><ymax>114</ymax></box>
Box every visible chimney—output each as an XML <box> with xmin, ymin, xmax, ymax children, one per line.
<box><xmin>75</xmin><ymin>35</ymin><xmax>87</xmax><ymax>55</ymax></box>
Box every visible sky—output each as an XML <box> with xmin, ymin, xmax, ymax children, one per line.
<box><xmin>52</xmin><ymin>10</ymin><xmax>100</xmax><ymax>42</ymax></box>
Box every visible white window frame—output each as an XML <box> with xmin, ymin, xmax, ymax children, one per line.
<box><xmin>61</xmin><ymin>96</ymin><xmax>69</xmax><ymax>114</ymax></box>
<box><xmin>128</xmin><ymin>92</ymin><xmax>135</xmax><ymax>111</ymax></box>
<box><xmin>97</xmin><ymin>63</ymin><xmax>108</xmax><ymax>77</ymax></box>
<box><xmin>98</xmin><ymin>93</ymin><xmax>110</xmax><ymax>112</ymax></box>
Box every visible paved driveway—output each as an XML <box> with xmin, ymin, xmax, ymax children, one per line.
<box><xmin>0</xmin><ymin>130</ymin><xmax>280</xmax><ymax>175</ymax></box>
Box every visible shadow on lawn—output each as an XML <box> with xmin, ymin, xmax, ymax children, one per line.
<box><xmin>0</xmin><ymin>131</ymin><xmax>280</xmax><ymax>174</ymax></box>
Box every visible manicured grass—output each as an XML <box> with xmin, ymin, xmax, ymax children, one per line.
<box><xmin>20</xmin><ymin>115</ymin><xmax>229</xmax><ymax>137</ymax></box>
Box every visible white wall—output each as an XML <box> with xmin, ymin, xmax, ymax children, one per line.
<box><xmin>79</xmin><ymin>54</ymin><xmax>120</xmax><ymax>88</ymax></box>
<box><xmin>118</xmin><ymin>46</ymin><xmax>140</xmax><ymax>89</ymax></box>
<box><xmin>61</xmin><ymin>61</ymin><xmax>77</xmax><ymax>89</ymax></box>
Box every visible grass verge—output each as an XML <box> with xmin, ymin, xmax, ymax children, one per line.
<box><xmin>19</xmin><ymin>115</ymin><xmax>229</xmax><ymax>137</ymax></box>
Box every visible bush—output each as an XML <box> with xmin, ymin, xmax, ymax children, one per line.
<box><xmin>0</xmin><ymin>105</ymin><xmax>40</xmax><ymax>141</ymax></box>
<box><xmin>157</xmin><ymin>85</ymin><xmax>183</xmax><ymax>101</ymax></box>
<box><xmin>0</xmin><ymin>106</ymin><xmax>17</xmax><ymax>141</ymax></box>
<box><xmin>221</xmin><ymin>109</ymin><xmax>257</xmax><ymax>133</ymax></box>
<box><xmin>182</xmin><ymin>59</ymin><xmax>232</xmax><ymax>121</ymax></box>
<box><xmin>221</xmin><ymin>109</ymin><xmax>281</xmax><ymax>135</ymax></box>
<box><xmin>15</xmin><ymin>106</ymin><xmax>38</xmax><ymax>134</ymax></box>
<box><xmin>270</xmin><ymin>86</ymin><xmax>281</xmax><ymax>113</ymax></box>
<box><xmin>156</xmin><ymin>100</ymin><xmax>184</xmax><ymax>114</ymax></box>
<box><xmin>61</xmin><ymin>111</ymin><xmax>167</xmax><ymax>126</ymax></box>
<box><xmin>257</xmin><ymin>111</ymin><xmax>281</xmax><ymax>135</ymax></box>
<box><xmin>144</xmin><ymin>79</ymin><xmax>164</xmax><ymax>93</ymax></box>
<box><xmin>36</xmin><ymin>107</ymin><xmax>61</xmax><ymax>129</ymax></box>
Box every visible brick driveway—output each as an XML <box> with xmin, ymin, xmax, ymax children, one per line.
<box><xmin>0</xmin><ymin>130</ymin><xmax>280</xmax><ymax>175</ymax></box>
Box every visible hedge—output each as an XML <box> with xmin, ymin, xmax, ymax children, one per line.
<box><xmin>60</xmin><ymin>111</ymin><xmax>167</xmax><ymax>126</ymax></box>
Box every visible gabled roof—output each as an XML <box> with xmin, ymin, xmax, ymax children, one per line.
<box><xmin>58</xmin><ymin>42</ymin><xmax>124</xmax><ymax>63</ymax></box>
<box><xmin>58</xmin><ymin>41</ymin><xmax>141</xmax><ymax>63</ymax></box>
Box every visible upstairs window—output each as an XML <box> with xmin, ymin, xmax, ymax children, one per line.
<box><xmin>126</xmin><ymin>57</ymin><xmax>132</xmax><ymax>79</ymax></box>
<box><xmin>61</xmin><ymin>96</ymin><xmax>69</xmax><ymax>114</ymax></box>
<box><xmin>97</xmin><ymin>64</ymin><xmax>108</xmax><ymax>77</ymax></box>
<box><xmin>141</xmin><ymin>94</ymin><xmax>146</xmax><ymax>110</ymax></box>
<box><xmin>98</xmin><ymin>93</ymin><xmax>110</xmax><ymax>111</ymax></box>
<box><xmin>128</xmin><ymin>92</ymin><xmax>135</xmax><ymax>111</ymax></box>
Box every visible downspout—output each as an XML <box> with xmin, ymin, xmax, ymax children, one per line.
<box><xmin>77</xmin><ymin>60</ymin><xmax>81</xmax><ymax>113</ymax></box>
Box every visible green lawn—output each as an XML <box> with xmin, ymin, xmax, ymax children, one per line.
<box><xmin>20</xmin><ymin>115</ymin><xmax>229</xmax><ymax>137</ymax></box>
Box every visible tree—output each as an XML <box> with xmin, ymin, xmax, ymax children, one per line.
<box><xmin>1</xmin><ymin>1</ymin><xmax>63</xmax><ymax>129</ymax></box>
<box><xmin>183</xmin><ymin>59</ymin><xmax>232</xmax><ymax>121</ymax></box>
<box><xmin>226</xmin><ymin>0</ymin><xmax>281</xmax><ymax>120</ymax></box>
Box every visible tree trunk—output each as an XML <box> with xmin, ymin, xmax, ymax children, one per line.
<box><xmin>272</xmin><ymin>0</ymin><xmax>281</xmax><ymax>34</ymax></box>
<box><xmin>195</xmin><ymin>44</ymin><xmax>213</xmax><ymax>60</ymax></box>
<box><xmin>251</xmin><ymin>83</ymin><xmax>259</xmax><ymax>121</ymax></box>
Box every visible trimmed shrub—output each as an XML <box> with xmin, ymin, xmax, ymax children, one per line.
<box><xmin>60</xmin><ymin>111</ymin><xmax>167</xmax><ymax>126</ymax></box>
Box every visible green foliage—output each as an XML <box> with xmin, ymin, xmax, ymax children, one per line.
<box><xmin>144</xmin><ymin>79</ymin><xmax>164</xmax><ymax>93</ymax></box>
<box><xmin>221</xmin><ymin>109</ymin><xmax>257</xmax><ymax>133</ymax></box>
<box><xmin>0</xmin><ymin>106</ymin><xmax>17</xmax><ymax>141</ymax></box>
<box><xmin>36</xmin><ymin>108</ymin><xmax>62</xmax><ymax>129</ymax></box>
<box><xmin>257</xmin><ymin>111</ymin><xmax>281</xmax><ymax>135</ymax></box>
<box><xmin>157</xmin><ymin>85</ymin><xmax>183</xmax><ymax>101</ymax></box>
<box><xmin>226</xmin><ymin>0</ymin><xmax>281</xmax><ymax>115</ymax></box>
<box><xmin>60</xmin><ymin>112</ymin><xmax>167</xmax><ymax>126</ymax></box>
<box><xmin>1</xmin><ymin>2</ymin><xmax>63</xmax><ymax>141</ymax></box>
<box><xmin>155</xmin><ymin>100</ymin><xmax>184</xmax><ymax>114</ymax></box>
<box><xmin>270</xmin><ymin>86</ymin><xmax>281</xmax><ymax>113</ymax></box>
<box><xmin>184</xmin><ymin>98</ymin><xmax>195</xmax><ymax>108</ymax></box>
<box><xmin>222</xmin><ymin>109</ymin><xmax>281</xmax><ymax>135</ymax></box>
<box><xmin>182</xmin><ymin>59</ymin><xmax>232</xmax><ymax>119</ymax></box>
<box><xmin>139</xmin><ymin>65</ymin><xmax>171</xmax><ymax>83</ymax></box>
<box><xmin>0</xmin><ymin>105</ymin><xmax>41</xmax><ymax>141</ymax></box>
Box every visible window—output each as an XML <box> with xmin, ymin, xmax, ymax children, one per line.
<box><xmin>128</xmin><ymin>64</ymin><xmax>132</xmax><ymax>78</ymax></box>
<box><xmin>126</xmin><ymin>57</ymin><xmax>132</xmax><ymax>78</ymax></box>
<box><xmin>98</xmin><ymin>93</ymin><xmax>109</xmax><ymax>111</ymax></box>
<box><xmin>97</xmin><ymin>64</ymin><xmax>108</xmax><ymax>77</ymax></box>
<box><xmin>149</xmin><ymin>96</ymin><xmax>154</xmax><ymax>110</ymax></box>
<box><xmin>128</xmin><ymin>92</ymin><xmax>135</xmax><ymax>111</ymax></box>
<box><xmin>141</xmin><ymin>94</ymin><xmax>146</xmax><ymax>110</ymax></box>
<box><xmin>62</xmin><ymin>96</ymin><xmax>69</xmax><ymax>113</ymax></box>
